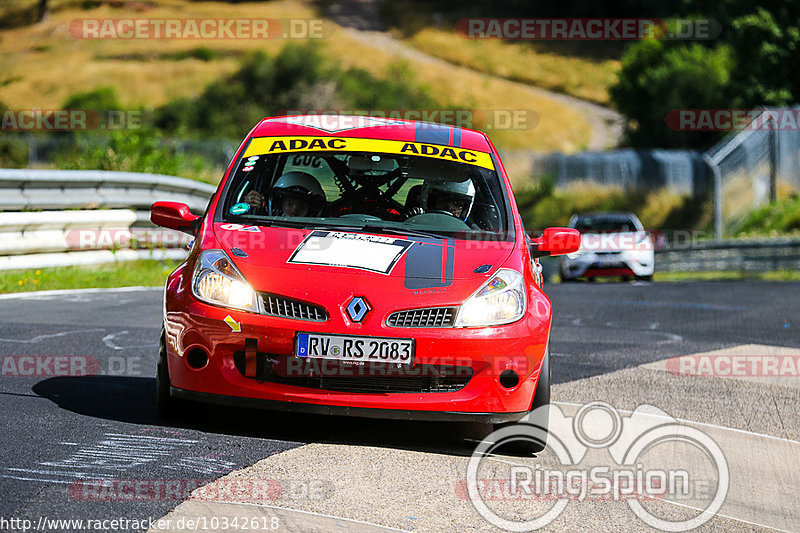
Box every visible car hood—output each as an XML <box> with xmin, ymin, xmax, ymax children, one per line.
<box><xmin>210</xmin><ymin>223</ymin><xmax>516</xmax><ymax>306</ymax></box>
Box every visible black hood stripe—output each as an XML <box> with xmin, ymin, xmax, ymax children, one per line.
<box><xmin>404</xmin><ymin>238</ymin><xmax>455</xmax><ymax>289</ymax></box>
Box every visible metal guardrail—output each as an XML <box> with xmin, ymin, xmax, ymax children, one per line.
<box><xmin>0</xmin><ymin>133</ymin><xmax>238</xmax><ymax>169</ymax></box>
<box><xmin>0</xmin><ymin>170</ymin><xmax>215</xmax><ymax>270</ymax></box>
<box><xmin>2</xmin><ymin>169</ymin><xmax>797</xmax><ymax>275</ymax></box>
<box><xmin>0</xmin><ymin>169</ymin><xmax>216</xmax><ymax>212</ymax></box>
<box><xmin>655</xmin><ymin>238</ymin><xmax>800</xmax><ymax>273</ymax></box>
<box><xmin>538</xmin><ymin>237</ymin><xmax>800</xmax><ymax>281</ymax></box>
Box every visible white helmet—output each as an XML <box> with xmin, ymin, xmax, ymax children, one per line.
<box><xmin>420</xmin><ymin>179</ymin><xmax>476</xmax><ymax>221</ymax></box>
<box><xmin>268</xmin><ymin>171</ymin><xmax>326</xmax><ymax>217</ymax></box>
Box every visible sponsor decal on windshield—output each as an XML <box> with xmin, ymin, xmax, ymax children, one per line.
<box><xmin>243</xmin><ymin>136</ymin><xmax>495</xmax><ymax>170</ymax></box>
<box><xmin>220</xmin><ymin>223</ymin><xmax>260</xmax><ymax>233</ymax></box>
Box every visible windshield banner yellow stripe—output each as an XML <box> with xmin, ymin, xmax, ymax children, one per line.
<box><xmin>244</xmin><ymin>136</ymin><xmax>495</xmax><ymax>170</ymax></box>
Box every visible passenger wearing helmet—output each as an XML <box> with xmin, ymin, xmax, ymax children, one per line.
<box><xmin>243</xmin><ymin>171</ymin><xmax>326</xmax><ymax>217</ymax></box>
<box><xmin>419</xmin><ymin>179</ymin><xmax>476</xmax><ymax>222</ymax></box>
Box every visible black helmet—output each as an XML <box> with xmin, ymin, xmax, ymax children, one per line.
<box><xmin>267</xmin><ymin>171</ymin><xmax>326</xmax><ymax>217</ymax></box>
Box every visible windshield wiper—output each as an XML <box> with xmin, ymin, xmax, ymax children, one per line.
<box><xmin>234</xmin><ymin>218</ymin><xmax>351</xmax><ymax>230</ymax></box>
<box><xmin>232</xmin><ymin>218</ymin><xmax>447</xmax><ymax>239</ymax></box>
<box><xmin>357</xmin><ymin>225</ymin><xmax>447</xmax><ymax>240</ymax></box>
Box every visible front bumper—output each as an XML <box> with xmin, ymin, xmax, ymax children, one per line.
<box><xmin>560</xmin><ymin>249</ymin><xmax>655</xmax><ymax>279</ymax></box>
<box><xmin>172</xmin><ymin>388</ymin><xmax>528</xmax><ymax>423</ymax></box>
<box><xmin>164</xmin><ymin>275</ymin><xmax>551</xmax><ymax>418</ymax></box>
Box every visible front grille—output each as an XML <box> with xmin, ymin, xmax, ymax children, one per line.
<box><xmin>233</xmin><ymin>353</ymin><xmax>472</xmax><ymax>394</ymax></box>
<box><xmin>258</xmin><ymin>293</ymin><xmax>328</xmax><ymax>322</ymax></box>
<box><xmin>387</xmin><ymin>307</ymin><xmax>458</xmax><ymax>328</ymax></box>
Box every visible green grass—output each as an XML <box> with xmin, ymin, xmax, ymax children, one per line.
<box><xmin>515</xmin><ymin>181</ymin><xmax>714</xmax><ymax>232</ymax></box>
<box><xmin>546</xmin><ymin>269</ymin><xmax>800</xmax><ymax>283</ymax></box>
<box><xmin>733</xmin><ymin>194</ymin><xmax>800</xmax><ymax>237</ymax></box>
<box><xmin>654</xmin><ymin>270</ymin><xmax>800</xmax><ymax>282</ymax></box>
<box><xmin>0</xmin><ymin>0</ymin><xmax>593</xmax><ymax>153</ymax></box>
<box><xmin>2</xmin><ymin>257</ymin><xmax>798</xmax><ymax>296</ymax></box>
<box><xmin>404</xmin><ymin>28</ymin><xmax>620</xmax><ymax>105</ymax></box>
<box><xmin>0</xmin><ymin>259</ymin><xmax>180</xmax><ymax>294</ymax></box>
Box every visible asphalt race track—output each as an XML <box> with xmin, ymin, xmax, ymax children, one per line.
<box><xmin>1</xmin><ymin>282</ymin><xmax>798</xmax><ymax>532</ymax></box>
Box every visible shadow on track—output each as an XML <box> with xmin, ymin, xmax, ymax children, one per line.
<box><xmin>31</xmin><ymin>376</ymin><xmax>488</xmax><ymax>457</ymax></box>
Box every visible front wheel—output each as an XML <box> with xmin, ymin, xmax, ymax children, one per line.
<box><xmin>491</xmin><ymin>346</ymin><xmax>551</xmax><ymax>455</ymax></box>
<box><xmin>156</xmin><ymin>328</ymin><xmax>186</xmax><ymax>420</ymax></box>
<box><xmin>559</xmin><ymin>272</ymin><xmax>575</xmax><ymax>283</ymax></box>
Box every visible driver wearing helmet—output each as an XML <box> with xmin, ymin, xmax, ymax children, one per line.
<box><xmin>418</xmin><ymin>179</ymin><xmax>476</xmax><ymax>222</ymax></box>
<box><xmin>243</xmin><ymin>171</ymin><xmax>326</xmax><ymax>217</ymax></box>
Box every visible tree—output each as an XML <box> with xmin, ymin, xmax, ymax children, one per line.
<box><xmin>726</xmin><ymin>7</ymin><xmax>800</xmax><ymax>107</ymax></box>
<box><xmin>610</xmin><ymin>39</ymin><xmax>733</xmax><ymax>149</ymax></box>
<box><xmin>37</xmin><ymin>0</ymin><xmax>49</xmax><ymax>22</ymax></box>
<box><xmin>610</xmin><ymin>1</ymin><xmax>800</xmax><ymax>148</ymax></box>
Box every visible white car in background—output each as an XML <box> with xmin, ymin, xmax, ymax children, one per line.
<box><xmin>559</xmin><ymin>212</ymin><xmax>655</xmax><ymax>282</ymax></box>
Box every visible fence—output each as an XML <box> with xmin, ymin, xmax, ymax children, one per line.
<box><xmin>530</xmin><ymin>148</ymin><xmax>710</xmax><ymax>196</ymax></box>
<box><xmin>654</xmin><ymin>238</ymin><xmax>800</xmax><ymax>273</ymax></box>
<box><xmin>529</xmin><ymin>107</ymin><xmax>800</xmax><ymax>238</ymax></box>
<box><xmin>0</xmin><ymin>169</ymin><xmax>216</xmax><ymax>270</ymax></box>
<box><xmin>705</xmin><ymin>111</ymin><xmax>800</xmax><ymax>237</ymax></box>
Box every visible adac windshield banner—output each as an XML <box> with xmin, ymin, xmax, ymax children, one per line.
<box><xmin>243</xmin><ymin>136</ymin><xmax>495</xmax><ymax>170</ymax></box>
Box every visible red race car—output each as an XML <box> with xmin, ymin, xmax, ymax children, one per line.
<box><xmin>151</xmin><ymin>115</ymin><xmax>578</xmax><ymax>450</ymax></box>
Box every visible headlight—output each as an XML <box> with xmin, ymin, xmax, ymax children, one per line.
<box><xmin>566</xmin><ymin>250</ymin><xmax>583</xmax><ymax>259</ymax></box>
<box><xmin>635</xmin><ymin>231</ymin><xmax>653</xmax><ymax>249</ymax></box>
<box><xmin>192</xmin><ymin>250</ymin><xmax>257</xmax><ymax>312</ymax></box>
<box><xmin>455</xmin><ymin>269</ymin><xmax>526</xmax><ymax>327</ymax></box>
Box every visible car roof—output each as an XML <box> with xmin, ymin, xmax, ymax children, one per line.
<box><xmin>575</xmin><ymin>212</ymin><xmax>640</xmax><ymax>221</ymax></box>
<box><xmin>251</xmin><ymin>115</ymin><xmax>494</xmax><ymax>153</ymax></box>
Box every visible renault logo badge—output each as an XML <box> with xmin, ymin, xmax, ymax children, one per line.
<box><xmin>346</xmin><ymin>297</ymin><xmax>370</xmax><ymax>322</ymax></box>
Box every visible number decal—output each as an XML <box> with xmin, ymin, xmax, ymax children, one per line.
<box><xmin>291</xmin><ymin>155</ymin><xmax>322</xmax><ymax>168</ymax></box>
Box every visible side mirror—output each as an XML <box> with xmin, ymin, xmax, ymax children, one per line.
<box><xmin>530</xmin><ymin>227</ymin><xmax>581</xmax><ymax>257</ymax></box>
<box><xmin>151</xmin><ymin>201</ymin><xmax>201</xmax><ymax>235</ymax></box>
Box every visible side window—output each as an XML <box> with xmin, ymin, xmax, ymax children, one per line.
<box><xmin>223</xmin><ymin>156</ymin><xmax>277</xmax><ymax>215</ymax></box>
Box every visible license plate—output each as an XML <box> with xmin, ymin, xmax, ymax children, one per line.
<box><xmin>596</xmin><ymin>259</ymin><xmax>618</xmax><ymax>267</ymax></box>
<box><xmin>595</xmin><ymin>254</ymin><xmax>620</xmax><ymax>267</ymax></box>
<box><xmin>295</xmin><ymin>333</ymin><xmax>415</xmax><ymax>364</ymax></box>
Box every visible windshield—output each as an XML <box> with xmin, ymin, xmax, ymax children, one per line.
<box><xmin>217</xmin><ymin>136</ymin><xmax>512</xmax><ymax>240</ymax></box>
<box><xmin>574</xmin><ymin>216</ymin><xmax>640</xmax><ymax>233</ymax></box>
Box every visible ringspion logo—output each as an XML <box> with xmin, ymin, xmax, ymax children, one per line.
<box><xmin>467</xmin><ymin>402</ymin><xmax>729</xmax><ymax>531</ymax></box>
